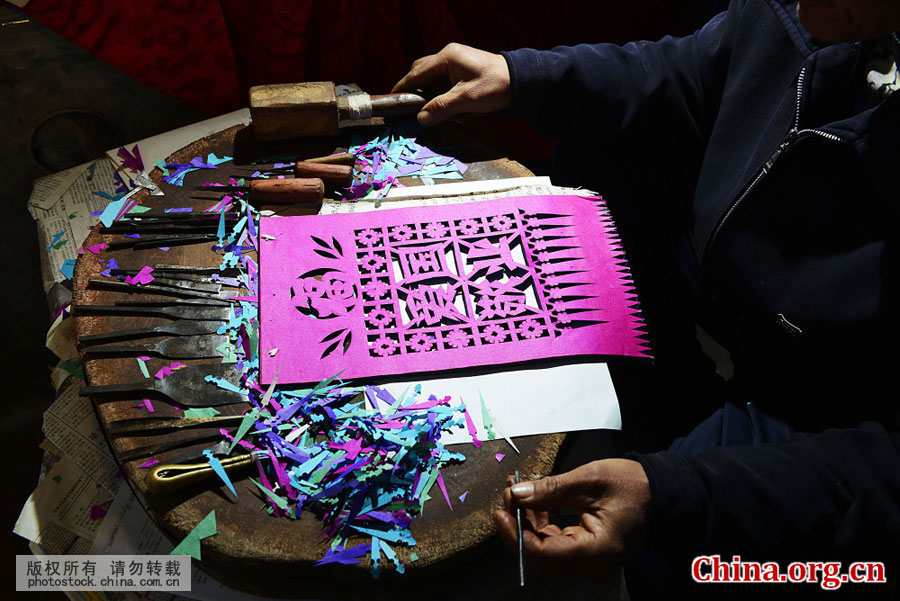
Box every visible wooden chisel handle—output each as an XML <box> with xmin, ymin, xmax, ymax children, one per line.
<box><xmin>249</xmin><ymin>178</ymin><xmax>324</xmax><ymax>204</ymax></box>
<box><xmin>368</xmin><ymin>93</ymin><xmax>426</xmax><ymax>117</ymax></box>
<box><xmin>304</xmin><ymin>153</ymin><xmax>356</xmax><ymax>165</ymax></box>
<box><xmin>293</xmin><ymin>162</ymin><xmax>353</xmax><ymax>186</ymax></box>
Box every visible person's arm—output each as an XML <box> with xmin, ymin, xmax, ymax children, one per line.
<box><xmin>495</xmin><ymin>422</ymin><xmax>900</xmax><ymax>575</ymax></box>
<box><xmin>634</xmin><ymin>422</ymin><xmax>900</xmax><ymax>560</ymax></box>
<box><xmin>501</xmin><ymin>5</ymin><xmax>735</xmax><ymax>147</ymax></box>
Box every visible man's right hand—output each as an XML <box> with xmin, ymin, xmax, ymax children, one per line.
<box><xmin>391</xmin><ymin>43</ymin><xmax>512</xmax><ymax>126</ymax></box>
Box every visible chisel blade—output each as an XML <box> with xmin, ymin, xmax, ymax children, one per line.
<box><xmin>107</xmin><ymin>414</ymin><xmax>244</xmax><ymax>437</ymax></box>
<box><xmin>76</xmin><ymin>304</ymin><xmax>229</xmax><ymax>321</ymax></box>
<box><xmin>80</xmin><ymin>320</ymin><xmax>224</xmax><ymax>345</ymax></box>
<box><xmin>83</xmin><ymin>334</ymin><xmax>229</xmax><ymax>360</ymax></box>
<box><xmin>82</xmin><ymin>363</ymin><xmax>247</xmax><ymax>407</ymax></box>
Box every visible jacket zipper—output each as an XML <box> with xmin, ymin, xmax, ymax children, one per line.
<box><xmin>699</xmin><ymin>67</ymin><xmax>844</xmax><ymax>270</ymax></box>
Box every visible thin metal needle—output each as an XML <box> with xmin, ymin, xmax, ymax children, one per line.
<box><xmin>515</xmin><ymin>470</ymin><xmax>525</xmax><ymax>587</ymax></box>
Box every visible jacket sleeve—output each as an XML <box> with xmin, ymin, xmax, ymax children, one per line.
<box><xmin>500</xmin><ymin>2</ymin><xmax>738</xmax><ymax>150</ymax></box>
<box><xmin>632</xmin><ymin>422</ymin><xmax>900</xmax><ymax>561</ymax></box>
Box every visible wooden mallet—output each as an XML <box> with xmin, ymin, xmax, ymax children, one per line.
<box><xmin>249</xmin><ymin>81</ymin><xmax>425</xmax><ymax>141</ymax></box>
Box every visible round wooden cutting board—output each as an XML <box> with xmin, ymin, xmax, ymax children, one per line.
<box><xmin>73</xmin><ymin>122</ymin><xmax>565</xmax><ymax>598</ymax></box>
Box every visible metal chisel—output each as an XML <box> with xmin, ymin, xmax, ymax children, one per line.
<box><xmin>115</xmin><ymin>298</ymin><xmax>233</xmax><ymax>308</ymax></box>
<box><xmin>75</xmin><ymin>304</ymin><xmax>229</xmax><ymax>321</ymax></box>
<box><xmin>81</xmin><ymin>363</ymin><xmax>247</xmax><ymax>407</ymax></box>
<box><xmin>107</xmin><ymin>414</ymin><xmax>245</xmax><ymax>437</ymax></box>
<box><xmin>106</xmin><ymin>234</ymin><xmax>218</xmax><ymax>251</ymax></box>
<box><xmin>83</xmin><ymin>334</ymin><xmax>228</xmax><ymax>359</ymax></box>
<box><xmin>89</xmin><ymin>278</ymin><xmax>230</xmax><ymax>300</ymax></box>
<box><xmin>79</xmin><ymin>319</ymin><xmax>224</xmax><ymax>345</ymax></box>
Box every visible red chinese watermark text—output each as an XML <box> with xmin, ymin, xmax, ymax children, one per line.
<box><xmin>692</xmin><ymin>555</ymin><xmax>886</xmax><ymax>590</ymax></box>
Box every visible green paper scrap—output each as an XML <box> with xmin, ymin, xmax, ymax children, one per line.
<box><xmin>59</xmin><ymin>358</ymin><xmax>84</xmax><ymax>381</ymax></box>
<box><xmin>183</xmin><ymin>407</ymin><xmax>221</xmax><ymax>418</ymax></box>
<box><xmin>136</xmin><ymin>358</ymin><xmax>150</xmax><ymax>379</ymax></box>
<box><xmin>419</xmin><ymin>468</ymin><xmax>440</xmax><ymax>511</ymax></box>
<box><xmin>228</xmin><ymin>409</ymin><xmax>259</xmax><ymax>454</ymax></box>
<box><xmin>479</xmin><ymin>392</ymin><xmax>496</xmax><ymax>441</ymax></box>
<box><xmin>154</xmin><ymin>158</ymin><xmax>169</xmax><ymax>176</ymax></box>
<box><xmin>127</xmin><ymin>205</ymin><xmax>152</xmax><ymax>214</ymax></box>
<box><xmin>249</xmin><ymin>477</ymin><xmax>288</xmax><ymax>510</ymax></box>
<box><xmin>170</xmin><ymin>510</ymin><xmax>217</xmax><ymax>561</ymax></box>
<box><xmin>52</xmin><ymin>475</ymin><xmax>62</xmax><ymax>484</ymax></box>
<box><xmin>215</xmin><ymin>340</ymin><xmax>238</xmax><ymax>364</ymax></box>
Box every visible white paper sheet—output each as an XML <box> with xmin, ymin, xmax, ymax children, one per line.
<box><xmin>382</xmin><ymin>362</ymin><xmax>621</xmax><ymax>446</ymax></box>
<box><xmin>105</xmin><ymin>108</ymin><xmax>250</xmax><ymax>173</ymax></box>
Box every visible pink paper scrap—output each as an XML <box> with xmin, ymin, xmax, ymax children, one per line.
<box><xmin>125</xmin><ymin>265</ymin><xmax>155</xmax><ymax>285</ymax></box>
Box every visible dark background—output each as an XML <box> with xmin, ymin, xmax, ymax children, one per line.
<box><xmin>1</xmin><ymin>1</ymin><xmax>727</xmax><ymax>596</ymax></box>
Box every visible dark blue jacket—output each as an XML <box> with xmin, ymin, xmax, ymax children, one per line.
<box><xmin>504</xmin><ymin>0</ymin><xmax>900</xmax><ymax>569</ymax></box>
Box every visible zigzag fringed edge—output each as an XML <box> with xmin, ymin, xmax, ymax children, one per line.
<box><xmin>583</xmin><ymin>195</ymin><xmax>653</xmax><ymax>358</ymax></box>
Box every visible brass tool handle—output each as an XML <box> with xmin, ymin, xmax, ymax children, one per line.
<box><xmin>145</xmin><ymin>453</ymin><xmax>256</xmax><ymax>495</ymax></box>
<box><xmin>249</xmin><ymin>178</ymin><xmax>324</xmax><ymax>205</ymax></box>
<box><xmin>293</xmin><ymin>162</ymin><xmax>353</xmax><ymax>186</ymax></box>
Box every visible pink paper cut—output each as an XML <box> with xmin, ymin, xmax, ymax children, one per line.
<box><xmin>259</xmin><ymin>195</ymin><xmax>648</xmax><ymax>384</ymax></box>
<box><xmin>125</xmin><ymin>265</ymin><xmax>154</xmax><ymax>285</ymax></box>
<box><xmin>85</xmin><ymin>242</ymin><xmax>108</xmax><ymax>254</ymax></box>
<box><xmin>495</xmin><ymin>453</ymin><xmax>505</xmax><ymax>462</ymax></box>
<box><xmin>436</xmin><ymin>470</ymin><xmax>453</xmax><ymax>511</ymax></box>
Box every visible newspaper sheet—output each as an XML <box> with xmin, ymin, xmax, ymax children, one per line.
<box><xmin>92</xmin><ymin>486</ymin><xmax>317</xmax><ymax>601</ymax></box>
<box><xmin>29</xmin><ymin>157</ymin><xmax>120</xmax><ymax>293</ymax></box>
<box><xmin>43</xmin><ymin>374</ymin><xmax>122</xmax><ymax>493</ymax></box>
<box><xmin>104</xmin><ymin>109</ymin><xmax>250</xmax><ymax>174</ymax></box>
<box><xmin>14</xmin><ymin>454</ymin><xmax>114</xmax><ymax>555</ymax></box>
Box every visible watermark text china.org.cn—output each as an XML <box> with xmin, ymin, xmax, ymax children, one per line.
<box><xmin>692</xmin><ymin>555</ymin><xmax>885</xmax><ymax>590</ymax></box>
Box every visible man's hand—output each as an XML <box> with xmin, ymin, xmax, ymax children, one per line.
<box><xmin>391</xmin><ymin>43</ymin><xmax>512</xmax><ymax>126</ymax></box>
<box><xmin>492</xmin><ymin>459</ymin><xmax>651</xmax><ymax>581</ymax></box>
